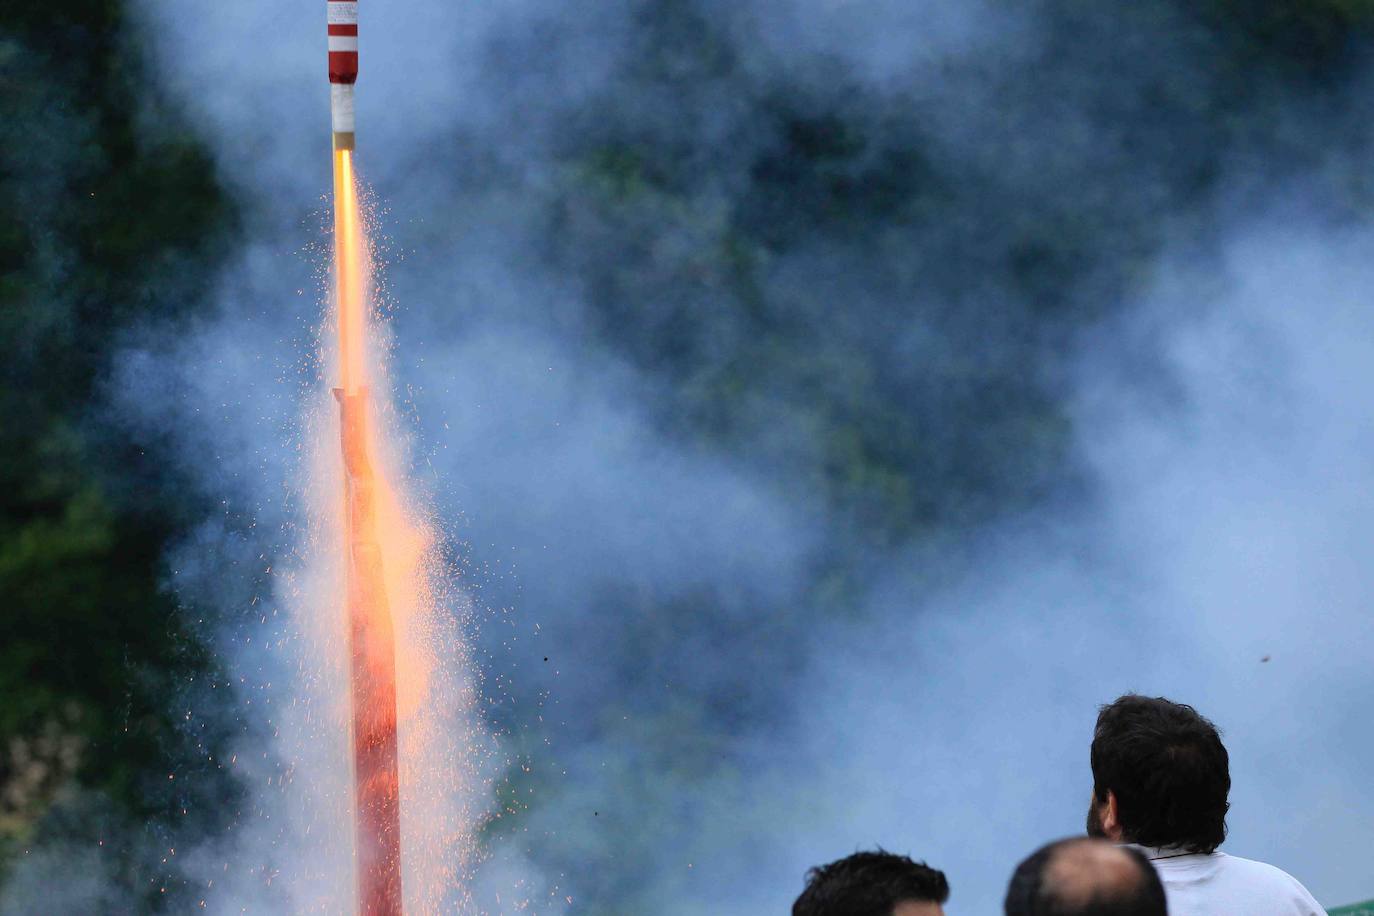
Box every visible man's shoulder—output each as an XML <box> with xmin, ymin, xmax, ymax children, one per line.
<box><xmin>1214</xmin><ymin>852</ymin><xmax>1305</xmax><ymax>883</ymax></box>
<box><xmin>1212</xmin><ymin>853</ymin><xmax>1323</xmax><ymax>906</ymax></box>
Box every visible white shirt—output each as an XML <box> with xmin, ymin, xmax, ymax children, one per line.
<box><xmin>1127</xmin><ymin>845</ymin><xmax>1324</xmax><ymax>916</ymax></box>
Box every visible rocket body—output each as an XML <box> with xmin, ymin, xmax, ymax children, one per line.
<box><xmin>329</xmin><ymin>0</ymin><xmax>358</xmax><ymax>149</ymax></box>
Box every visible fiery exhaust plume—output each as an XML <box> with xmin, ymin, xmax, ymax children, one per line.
<box><xmin>332</xmin><ymin>146</ymin><xmax>403</xmax><ymax>915</ymax></box>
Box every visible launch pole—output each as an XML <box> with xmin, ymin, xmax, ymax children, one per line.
<box><xmin>328</xmin><ymin>1</ymin><xmax>403</xmax><ymax>912</ymax></box>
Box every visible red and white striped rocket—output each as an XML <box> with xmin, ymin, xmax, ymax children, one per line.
<box><xmin>329</xmin><ymin>0</ymin><xmax>359</xmax><ymax>149</ymax></box>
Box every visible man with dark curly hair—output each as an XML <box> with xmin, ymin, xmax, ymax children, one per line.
<box><xmin>793</xmin><ymin>849</ymin><xmax>949</xmax><ymax>916</ymax></box>
<box><xmin>1086</xmin><ymin>694</ymin><xmax>1322</xmax><ymax>915</ymax></box>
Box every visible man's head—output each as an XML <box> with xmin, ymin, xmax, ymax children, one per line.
<box><xmin>1004</xmin><ymin>838</ymin><xmax>1167</xmax><ymax>916</ymax></box>
<box><xmin>793</xmin><ymin>849</ymin><xmax>949</xmax><ymax>916</ymax></box>
<box><xmin>1087</xmin><ymin>693</ymin><xmax>1230</xmax><ymax>852</ymax></box>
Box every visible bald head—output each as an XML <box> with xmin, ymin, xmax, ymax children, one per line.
<box><xmin>1043</xmin><ymin>841</ymin><xmax>1154</xmax><ymax>908</ymax></box>
<box><xmin>1005</xmin><ymin>838</ymin><xmax>1166</xmax><ymax>916</ymax></box>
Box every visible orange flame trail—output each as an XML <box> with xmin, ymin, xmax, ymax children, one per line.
<box><xmin>332</xmin><ymin>146</ymin><xmax>404</xmax><ymax>915</ymax></box>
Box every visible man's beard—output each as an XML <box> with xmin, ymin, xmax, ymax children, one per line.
<box><xmin>1086</xmin><ymin>797</ymin><xmax>1107</xmax><ymax>839</ymax></box>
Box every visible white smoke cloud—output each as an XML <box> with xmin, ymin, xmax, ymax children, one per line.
<box><xmin>748</xmin><ymin>219</ymin><xmax>1374</xmax><ymax>911</ymax></box>
<box><xmin>713</xmin><ymin>0</ymin><xmax>1033</xmax><ymax>91</ymax></box>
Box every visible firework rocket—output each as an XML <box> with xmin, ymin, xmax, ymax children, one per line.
<box><xmin>328</xmin><ymin>1</ymin><xmax>403</xmax><ymax>913</ymax></box>
<box><xmin>329</xmin><ymin>0</ymin><xmax>358</xmax><ymax>150</ymax></box>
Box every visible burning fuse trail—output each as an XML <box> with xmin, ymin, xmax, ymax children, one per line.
<box><xmin>328</xmin><ymin>0</ymin><xmax>403</xmax><ymax>912</ymax></box>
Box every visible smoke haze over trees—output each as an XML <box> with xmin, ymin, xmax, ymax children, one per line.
<box><xmin>4</xmin><ymin>0</ymin><xmax>1374</xmax><ymax>912</ymax></box>
<box><xmin>1</xmin><ymin>2</ymin><xmax>244</xmax><ymax>909</ymax></box>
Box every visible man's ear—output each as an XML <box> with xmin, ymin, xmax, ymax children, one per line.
<box><xmin>1102</xmin><ymin>789</ymin><xmax>1124</xmax><ymax>842</ymax></box>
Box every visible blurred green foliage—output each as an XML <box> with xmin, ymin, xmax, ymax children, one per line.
<box><xmin>0</xmin><ymin>0</ymin><xmax>239</xmax><ymax>904</ymax></box>
<box><xmin>547</xmin><ymin>0</ymin><xmax>1374</xmax><ymax>555</ymax></box>
<box><xmin>1329</xmin><ymin>902</ymin><xmax>1374</xmax><ymax>915</ymax></box>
